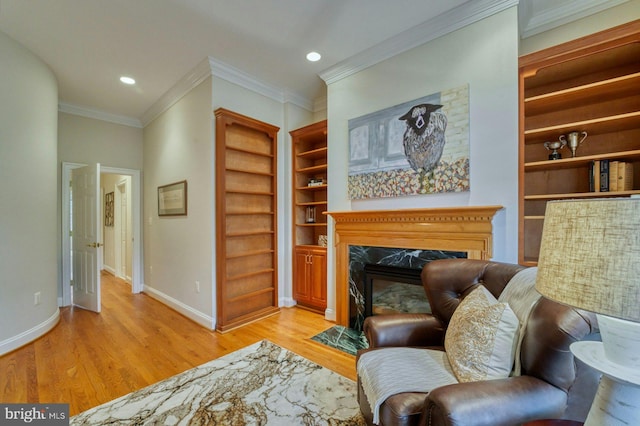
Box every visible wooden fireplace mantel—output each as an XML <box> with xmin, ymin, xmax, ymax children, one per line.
<box><xmin>327</xmin><ymin>206</ymin><xmax>503</xmax><ymax>325</ymax></box>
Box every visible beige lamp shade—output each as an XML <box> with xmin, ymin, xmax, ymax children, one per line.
<box><xmin>535</xmin><ymin>198</ymin><xmax>640</xmax><ymax>323</ymax></box>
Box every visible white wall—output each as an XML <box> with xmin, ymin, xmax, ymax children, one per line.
<box><xmin>325</xmin><ymin>7</ymin><xmax>520</xmax><ymax>317</ymax></box>
<box><xmin>143</xmin><ymin>77</ymin><xmax>215</xmax><ymax>327</ymax></box>
<box><xmin>58</xmin><ymin>113</ymin><xmax>144</xmax><ymax>170</ymax></box>
<box><xmin>0</xmin><ymin>31</ymin><xmax>59</xmax><ymax>355</ymax></box>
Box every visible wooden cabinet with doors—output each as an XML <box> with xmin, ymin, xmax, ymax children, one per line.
<box><xmin>293</xmin><ymin>246</ymin><xmax>327</xmax><ymax>313</ymax></box>
<box><xmin>290</xmin><ymin>120</ymin><xmax>328</xmax><ymax>312</ymax></box>
<box><xmin>214</xmin><ymin>108</ymin><xmax>280</xmax><ymax>332</ymax></box>
<box><xmin>518</xmin><ymin>20</ymin><xmax>640</xmax><ymax>266</ymax></box>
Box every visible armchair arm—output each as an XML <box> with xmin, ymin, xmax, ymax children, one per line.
<box><xmin>363</xmin><ymin>313</ymin><xmax>445</xmax><ymax>348</ymax></box>
<box><xmin>423</xmin><ymin>376</ymin><xmax>568</xmax><ymax>426</ymax></box>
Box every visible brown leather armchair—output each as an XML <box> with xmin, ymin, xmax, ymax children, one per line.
<box><xmin>356</xmin><ymin>259</ymin><xmax>600</xmax><ymax>426</ymax></box>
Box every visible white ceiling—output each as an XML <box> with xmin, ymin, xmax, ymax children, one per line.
<box><xmin>0</xmin><ymin>0</ymin><xmax>627</xmax><ymax>125</ymax></box>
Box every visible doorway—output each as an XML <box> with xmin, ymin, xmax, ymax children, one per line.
<box><xmin>61</xmin><ymin>162</ymin><xmax>142</xmax><ymax>307</ymax></box>
<box><xmin>102</xmin><ymin>174</ymin><xmax>132</xmax><ymax>283</ymax></box>
<box><xmin>115</xmin><ymin>180</ymin><xmax>129</xmax><ymax>281</ymax></box>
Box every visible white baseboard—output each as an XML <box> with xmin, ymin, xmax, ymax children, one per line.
<box><xmin>0</xmin><ymin>309</ymin><xmax>60</xmax><ymax>356</ymax></box>
<box><xmin>279</xmin><ymin>297</ymin><xmax>297</xmax><ymax>308</ymax></box>
<box><xmin>280</xmin><ymin>298</ymin><xmax>335</xmax><ymax>322</ymax></box>
<box><xmin>143</xmin><ymin>285</ymin><xmax>215</xmax><ymax>330</ymax></box>
<box><xmin>324</xmin><ymin>307</ymin><xmax>336</xmax><ymax>322</ymax></box>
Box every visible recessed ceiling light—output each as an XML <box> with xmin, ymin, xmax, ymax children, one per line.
<box><xmin>306</xmin><ymin>51</ymin><xmax>321</xmax><ymax>62</ymax></box>
<box><xmin>120</xmin><ymin>76</ymin><xmax>136</xmax><ymax>85</ymax></box>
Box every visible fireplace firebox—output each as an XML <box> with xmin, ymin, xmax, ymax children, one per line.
<box><xmin>363</xmin><ymin>264</ymin><xmax>428</xmax><ymax>317</ymax></box>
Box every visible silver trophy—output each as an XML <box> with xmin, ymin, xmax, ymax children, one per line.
<box><xmin>560</xmin><ymin>131</ymin><xmax>588</xmax><ymax>157</ymax></box>
<box><xmin>544</xmin><ymin>139</ymin><xmax>566</xmax><ymax>160</ymax></box>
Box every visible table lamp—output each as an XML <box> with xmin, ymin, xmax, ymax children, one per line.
<box><xmin>535</xmin><ymin>198</ymin><xmax>640</xmax><ymax>425</ymax></box>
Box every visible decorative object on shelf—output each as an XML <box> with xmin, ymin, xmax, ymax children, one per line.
<box><xmin>158</xmin><ymin>180</ymin><xmax>187</xmax><ymax>216</ymax></box>
<box><xmin>305</xmin><ymin>206</ymin><xmax>316</xmax><ymax>223</ymax></box>
<box><xmin>543</xmin><ymin>139</ymin><xmax>566</xmax><ymax>160</ymax></box>
<box><xmin>348</xmin><ymin>85</ymin><xmax>469</xmax><ymax>199</ymax></box>
<box><xmin>104</xmin><ymin>191</ymin><xmax>114</xmax><ymax>227</ymax></box>
<box><xmin>536</xmin><ymin>198</ymin><xmax>640</xmax><ymax>426</ymax></box>
<box><xmin>318</xmin><ymin>235</ymin><xmax>327</xmax><ymax>247</ymax></box>
<box><xmin>307</xmin><ymin>177</ymin><xmax>325</xmax><ymax>187</ymax></box>
<box><xmin>560</xmin><ymin>131</ymin><xmax>588</xmax><ymax>157</ymax></box>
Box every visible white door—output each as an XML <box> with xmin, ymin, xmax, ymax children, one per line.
<box><xmin>72</xmin><ymin>163</ymin><xmax>101</xmax><ymax>312</ymax></box>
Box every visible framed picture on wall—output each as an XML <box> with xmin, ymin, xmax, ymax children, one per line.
<box><xmin>105</xmin><ymin>192</ymin><xmax>114</xmax><ymax>226</ymax></box>
<box><xmin>158</xmin><ymin>180</ymin><xmax>187</xmax><ymax>216</ymax></box>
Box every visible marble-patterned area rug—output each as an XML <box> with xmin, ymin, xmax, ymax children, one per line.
<box><xmin>311</xmin><ymin>326</ymin><xmax>369</xmax><ymax>356</ymax></box>
<box><xmin>70</xmin><ymin>340</ymin><xmax>365</xmax><ymax>425</ymax></box>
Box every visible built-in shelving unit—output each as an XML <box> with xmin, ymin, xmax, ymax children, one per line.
<box><xmin>290</xmin><ymin>120</ymin><xmax>328</xmax><ymax>313</ymax></box>
<box><xmin>518</xmin><ymin>20</ymin><xmax>640</xmax><ymax>266</ymax></box>
<box><xmin>214</xmin><ymin>108</ymin><xmax>280</xmax><ymax>331</ymax></box>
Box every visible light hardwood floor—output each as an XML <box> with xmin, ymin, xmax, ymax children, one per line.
<box><xmin>0</xmin><ymin>272</ymin><xmax>356</xmax><ymax>416</ymax></box>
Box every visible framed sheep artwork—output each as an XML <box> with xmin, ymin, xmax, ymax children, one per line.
<box><xmin>347</xmin><ymin>85</ymin><xmax>469</xmax><ymax>199</ymax></box>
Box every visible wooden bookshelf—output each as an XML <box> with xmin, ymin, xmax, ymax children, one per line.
<box><xmin>290</xmin><ymin>120</ymin><xmax>328</xmax><ymax>313</ymax></box>
<box><xmin>215</xmin><ymin>108</ymin><xmax>280</xmax><ymax>331</ymax></box>
<box><xmin>518</xmin><ymin>20</ymin><xmax>640</xmax><ymax>266</ymax></box>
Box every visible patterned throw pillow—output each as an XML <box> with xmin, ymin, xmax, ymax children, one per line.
<box><xmin>444</xmin><ymin>285</ymin><xmax>519</xmax><ymax>383</ymax></box>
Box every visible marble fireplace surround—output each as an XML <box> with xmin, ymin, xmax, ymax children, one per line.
<box><xmin>327</xmin><ymin>206</ymin><xmax>503</xmax><ymax>326</ymax></box>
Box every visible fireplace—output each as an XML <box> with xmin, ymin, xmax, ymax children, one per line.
<box><xmin>327</xmin><ymin>206</ymin><xmax>502</xmax><ymax>326</ymax></box>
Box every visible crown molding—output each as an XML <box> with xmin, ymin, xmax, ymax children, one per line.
<box><xmin>283</xmin><ymin>89</ymin><xmax>314</xmax><ymax>112</ymax></box>
<box><xmin>208</xmin><ymin>57</ymin><xmax>284</xmax><ymax>102</ymax></box>
<box><xmin>209</xmin><ymin>57</ymin><xmax>315</xmax><ymax>112</ymax></box>
<box><xmin>319</xmin><ymin>0</ymin><xmax>518</xmax><ymax>85</ymax></box>
<box><xmin>141</xmin><ymin>56</ymin><xmax>316</xmax><ymax>127</ymax></box>
<box><xmin>519</xmin><ymin>0</ymin><xmax>629</xmax><ymax>39</ymax></box>
<box><xmin>140</xmin><ymin>58</ymin><xmax>213</xmax><ymax>127</ymax></box>
<box><xmin>59</xmin><ymin>102</ymin><xmax>143</xmax><ymax>128</ymax></box>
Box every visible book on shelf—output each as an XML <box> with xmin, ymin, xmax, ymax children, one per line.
<box><xmin>590</xmin><ymin>160</ymin><xmax>634</xmax><ymax>192</ymax></box>
<box><xmin>590</xmin><ymin>160</ymin><xmax>600</xmax><ymax>192</ymax></box>
<box><xmin>618</xmin><ymin>161</ymin><xmax>634</xmax><ymax>191</ymax></box>
<box><xmin>599</xmin><ymin>159</ymin><xmax>609</xmax><ymax>192</ymax></box>
<box><xmin>609</xmin><ymin>161</ymin><xmax>619</xmax><ymax>192</ymax></box>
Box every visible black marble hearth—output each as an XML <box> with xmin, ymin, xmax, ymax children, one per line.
<box><xmin>348</xmin><ymin>246</ymin><xmax>466</xmax><ymax>330</ymax></box>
